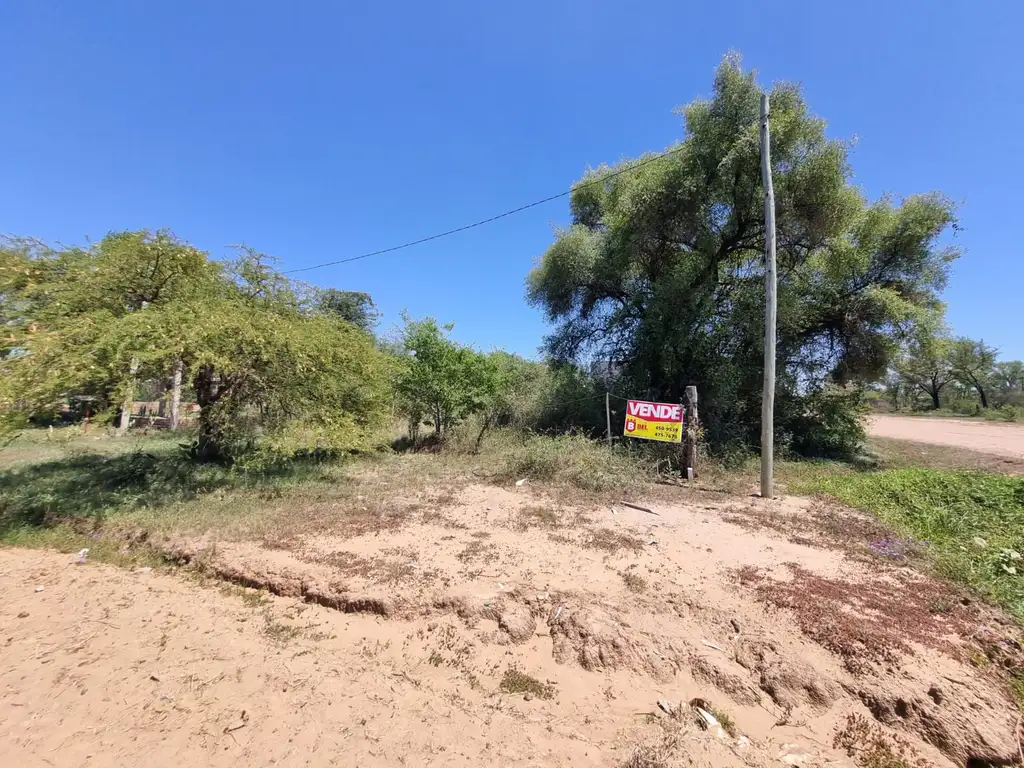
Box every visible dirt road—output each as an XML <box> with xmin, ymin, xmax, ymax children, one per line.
<box><xmin>2</xmin><ymin>483</ymin><xmax>1020</xmax><ymax>766</ymax></box>
<box><xmin>868</xmin><ymin>414</ymin><xmax>1024</xmax><ymax>460</ymax></box>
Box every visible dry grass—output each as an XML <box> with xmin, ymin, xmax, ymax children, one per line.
<box><xmin>513</xmin><ymin>505</ymin><xmax>561</xmax><ymax>530</ymax></box>
<box><xmin>868</xmin><ymin>436</ymin><xmax>1024</xmax><ymax>475</ymax></box>
<box><xmin>621</xmin><ymin>570</ymin><xmax>648</xmax><ymax>593</ymax></box>
<box><xmin>302</xmin><ymin>548</ymin><xmax>433</xmax><ymax>585</ymax></box>
<box><xmin>739</xmin><ymin>563</ymin><xmax>979</xmax><ymax>674</ymax></box>
<box><xmin>499</xmin><ymin>666</ymin><xmax>554</xmax><ymax>699</ymax></box>
<box><xmin>584</xmin><ymin>527</ymin><xmax>645</xmax><ymax>555</ymax></box>
<box><xmin>833</xmin><ymin>713</ymin><xmax>930</xmax><ymax>767</ymax></box>
<box><xmin>720</xmin><ymin>499</ymin><xmax>896</xmax><ymax>560</ymax></box>
<box><xmin>457</xmin><ymin>538</ymin><xmax>499</xmax><ymax>565</ymax></box>
<box><xmin>619</xmin><ymin>708</ymin><xmax>693</xmax><ymax>768</ymax></box>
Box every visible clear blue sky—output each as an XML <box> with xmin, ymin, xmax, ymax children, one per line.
<box><xmin>2</xmin><ymin>1</ymin><xmax>1021</xmax><ymax>359</ymax></box>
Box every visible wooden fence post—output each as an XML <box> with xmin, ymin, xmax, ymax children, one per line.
<box><xmin>683</xmin><ymin>386</ymin><xmax>699</xmax><ymax>478</ymax></box>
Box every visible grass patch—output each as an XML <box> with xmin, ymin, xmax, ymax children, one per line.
<box><xmin>705</xmin><ymin>706</ymin><xmax>736</xmax><ymax>738</ymax></box>
<box><xmin>220</xmin><ymin>583</ymin><xmax>271</xmax><ymax>608</ymax></box>
<box><xmin>805</xmin><ymin>468</ymin><xmax>1024</xmax><ymax>619</ymax></box>
<box><xmin>621</xmin><ymin>570</ymin><xmax>648</xmax><ymax>593</ymax></box>
<box><xmin>262</xmin><ymin>615</ymin><xmax>302</xmax><ymax>644</ymax></box>
<box><xmin>514</xmin><ymin>505</ymin><xmax>560</xmax><ymax>530</ymax></box>
<box><xmin>499</xmin><ymin>666</ymin><xmax>554</xmax><ymax>699</ymax></box>
<box><xmin>495</xmin><ymin>434</ymin><xmax>651</xmax><ymax>495</ymax></box>
<box><xmin>584</xmin><ymin>527</ymin><xmax>645</xmax><ymax>555</ymax></box>
<box><xmin>833</xmin><ymin>713</ymin><xmax>929</xmax><ymax>767</ymax></box>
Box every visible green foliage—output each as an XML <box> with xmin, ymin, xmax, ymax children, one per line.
<box><xmin>315</xmin><ymin>288</ymin><xmax>379</xmax><ymax>333</ymax></box>
<box><xmin>948</xmin><ymin>337</ymin><xmax>998</xmax><ymax>409</ymax></box>
<box><xmin>527</xmin><ymin>55</ymin><xmax>958</xmax><ymax>456</ymax></box>
<box><xmin>894</xmin><ymin>331</ymin><xmax>952</xmax><ymax>410</ymax></box>
<box><xmin>811</xmin><ymin>468</ymin><xmax>1024</xmax><ymax>619</ymax></box>
<box><xmin>0</xmin><ymin>232</ymin><xmax>392</xmax><ymax>464</ymax></box>
<box><xmin>495</xmin><ymin>433</ymin><xmax>650</xmax><ymax>493</ymax></box>
<box><xmin>395</xmin><ymin>315</ymin><xmax>498</xmax><ymax>438</ymax></box>
<box><xmin>0</xmin><ymin>431</ymin><xmax>345</xmax><ymax>537</ymax></box>
<box><xmin>784</xmin><ymin>385</ymin><xmax>867</xmax><ymax>459</ymax></box>
<box><xmin>483</xmin><ymin>351</ymin><xmax>552</xmax><ymax>429</ymax></box>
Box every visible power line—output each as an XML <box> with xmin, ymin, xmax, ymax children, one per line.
<box><xmin>283</xmin><ymin>144</ymin><xmax>686</xmax><ymax>275</ymax></box>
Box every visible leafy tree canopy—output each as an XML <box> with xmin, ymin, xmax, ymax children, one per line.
<box><xmin>315</xmin><ymin>288</ymin><xmax>379</xmax><ymax>333</ymax></box>
<box><xmin>0</xmin><ymin>232</ymin><xmax>392</xmax><ymax>465</ymax></box>
<box><xmin>527</xmin><ymin>55</ymin><xmax>959</xmax><ymax>455</ymax></box>
<box><xmin>948</xmin><ymin>337</ymin><xmax>998</xmax><ymax>410</ymax></box>
<box><xmin>395</xmin><ymin>315</ymin><xmax>497</xmax><ymax>438</ymax></box>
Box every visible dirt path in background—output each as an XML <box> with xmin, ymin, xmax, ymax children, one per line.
<box><xmin>3</xmin><ymin>484</ymin><xmax>1021</xmax><ymax>767</ymax></box>
<box><xmin>868</xmin><ymin>414</ymin><xmax>1024</xmax><ymax>460</ymax></box>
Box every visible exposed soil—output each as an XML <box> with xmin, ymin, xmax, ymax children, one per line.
<box><xmin>2</xmin><ymin>484</ymin><xmax>1021</xmax><ymax>766</ymax></box>
<box><xmin>869</xmin><ymin>414</ymin><xmax>1024</xmax><ymax>464</ymax></box>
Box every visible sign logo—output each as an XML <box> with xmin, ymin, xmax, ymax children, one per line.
<box><xmin>623</xmin><ymin>399</ymin><xmax>684</xmax><ymax>443</ymax></box>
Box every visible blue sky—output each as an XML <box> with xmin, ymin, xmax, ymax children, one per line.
<box><xmin>2</xmin><ymin>1</ymin><xmax>1021</xmax><ymax>359</ymax></box>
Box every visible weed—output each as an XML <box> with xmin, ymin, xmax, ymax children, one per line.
<box><xmin>263</xmin><ymin>616</ymin><xmax>301</xmax><ymax>644</ymax></box>
<box><xmin>707</xmin><ymin>706</ymin><xmax>736</xmax><ymax>738</ymax></box>
<box><xmin>929</xmin><ymin>597</ymin><xmax>953</xmax><ymax>614</ymax></box>
<box><xmin>514</xmin><ymin>505</ymin><xmax>560</xmax><ymax>530</ymax></box>
<box><xmin>806</xmin><ymin>469</ymin><xmax>1024</xmax><ymax>619</ymax></box>
<box><xmin>833</xmin><ymin>714</ymin><xmax>929</xmax><ymax>768</ymax></box>
<box><xmin>499</xmin><ymin>666</ymin><xmax>554</xmax><ymax>699</ymax></box>
<box><xmin>428</xmin><ymin>650</ymin><xmax>445</xmax><ymax>667</ymax></box>
<box><xmin>621</xmin><ymin>571</ymin><xmax>648</xmax><ymax>593</ymax></box>
<box><xmin>584</xmin><ymin>528</ymin><xmax>644</xmax><ymax>555</ymax></box>
<box><xmin>494</xmin><ymin>434</ymin><xmax>651</xmax><ymax>495</ymax></box>
<box><xmin>220</xmin><ymin>583</ymin><xmax>270</xmax><ymax>608</ymax></box>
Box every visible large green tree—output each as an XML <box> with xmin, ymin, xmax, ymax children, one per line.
<box><xmin>897</xmin><ymin>332</ymin><xmax>953</xmax><ymax>410</ymax></box>
<box><xmin>948</xmin><ymin>337</ymin><xmax>998</xmax><ymax>409</ymax></box>
<box><xmin>527</xmin><ymin>56</ymin><xmax>959</xmax><ymax>455</ymax></box>
<box><xmin>315</xmin><ymin>288</ymin><xmax>379</xmax><ymax>333</ymax></box>
<box><xmin>395</xmin><ymin>316</ymin><xmax>497</xmax><ymax>439</ymax></box>
<box><xmin>0</xmin><ymin>232</ymin><xmax>393</xmax><ymax>464</ymax></box>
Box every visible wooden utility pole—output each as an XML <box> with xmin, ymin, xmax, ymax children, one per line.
<box><xmin>683</xmin><ymin>385</ymin><xmax>698</xmax><ymax>477</ymax></box>
<box><xmin>760</xmin><ymin>93</ymin><xmax>777</xmax><ymax>499</ymax></box>
<box><xmin>605</xmin><ymin>392</ymin><xmax>613</xmax><ymax>449</ymax></box>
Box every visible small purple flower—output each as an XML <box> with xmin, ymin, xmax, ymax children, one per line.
<box><xmin>868</xmin><ymin>536</ymin><xmax>912</xmax><ymax>559</ymax></box>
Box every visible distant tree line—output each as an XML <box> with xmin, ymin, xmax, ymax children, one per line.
<box><xmin>886</xmin><ymin>332</ymin><xmax>1023</xmax><ymax>417</ymax></box>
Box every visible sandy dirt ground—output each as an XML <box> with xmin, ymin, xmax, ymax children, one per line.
<box><xmin>2</xmin><ymin>485</ymin><xmax>1021</xmax><ymax>767</ymax></box>
<box><xmin>869</xmin><ymin>414</ymin><xmax>1024</xmax><ymax>460</ymax></box>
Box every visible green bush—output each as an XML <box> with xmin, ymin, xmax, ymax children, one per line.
<box><xmin>784</xmin><ymin>386</ymin><xmax>867</xmax><ymax>459</ymax></box>
<box><xmin>495</xmin><ymin>433</ymin><xmax>650</xmax><ymax>494</ymax></box>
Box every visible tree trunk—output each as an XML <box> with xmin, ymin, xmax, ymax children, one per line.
<box><xmin>434</xmin><ymin>405</ymin><xmax>443</xmax><ymax>437</ymax></box>
<box><xmin>977</xmin><ymin>385</ymin><xmax>989</xmax><ymax>409</ymax></box>
<box><xmin>193</xmin><ymin>407</ymin><xmax>224</xmax><ymax>462</ymax></box>
<box><xmin>930</xmin><ymin>388</ymin><xmax>940</xmax><ymax>410</ymax></box>
<box><xmin>169</xmin><ymin>359</ymin><xmax>183</xmax><ymax>430</ymax></box>
<box><xmin>117</xmin><ymin>358</ymin><xmax>140</xmax><ymax>435</ymax></box>
<box><xmin>191</xmin><ymin>364</ymin><xmax>228</xmax><ymax>462</ymax></box>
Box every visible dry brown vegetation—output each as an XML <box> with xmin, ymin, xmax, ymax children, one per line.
<box><xmin>2</xmin><ymin>429</ymin><xmax>1024</xmax><ymax>767</ymax></box>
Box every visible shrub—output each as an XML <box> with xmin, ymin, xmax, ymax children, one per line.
<box><xmin>495</xmin><ymin>433</ymin><xmax>650</xmax><ymax>493</ymax></box>
<box><xmin>785</xmin><ymin>386</ymin><xmax>867</xmax><ymax>459</ymax></box>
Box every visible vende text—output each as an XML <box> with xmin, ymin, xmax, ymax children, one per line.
<box><xmin>626</xmin><ymin>401</ymin><xmax>682</xmax><ymax>422</ymax></box>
